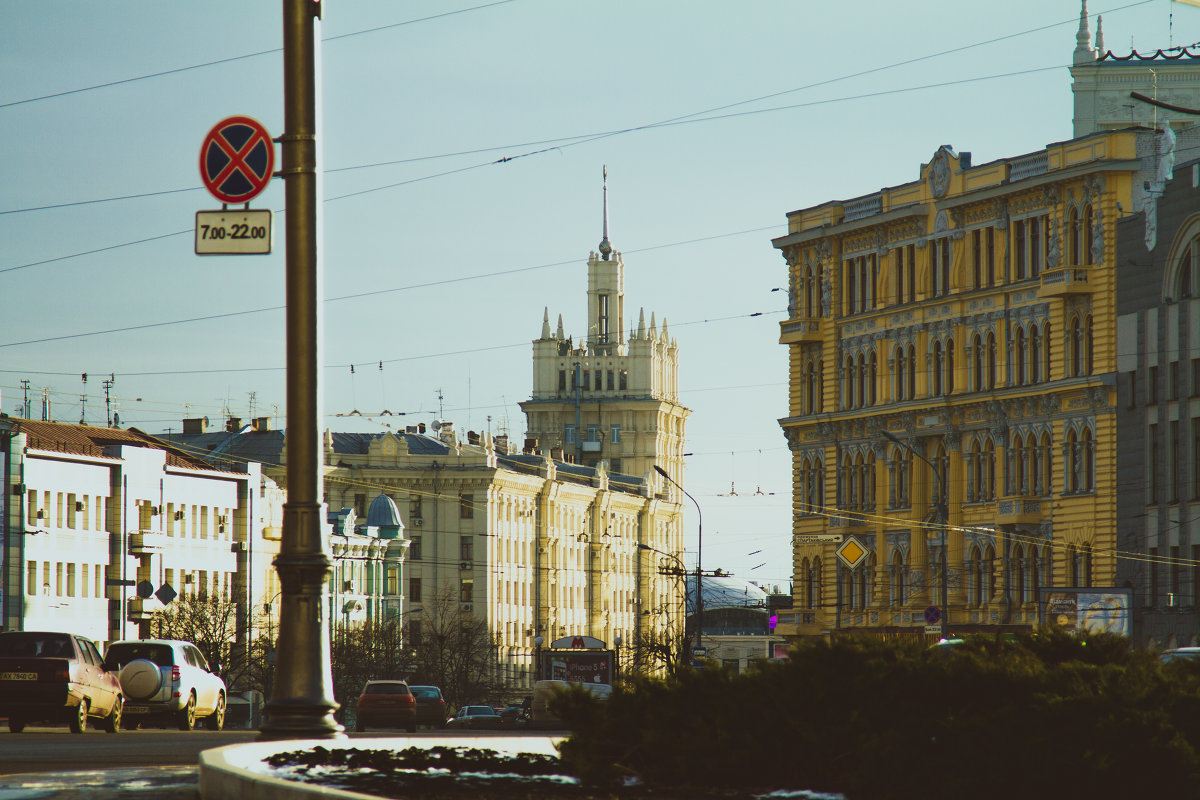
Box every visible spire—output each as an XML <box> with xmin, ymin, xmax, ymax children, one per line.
<box><xmin>660</xmin><ymin>317</ymin><xmax>669</xmax><ymax>342</ymax></box>
<box><xmin>649</xmin><ymin>312</ymin><xmax>658</xmax><ymax>340</ymax></box>
<box><xmin>556</xmin><ymin>314</ymin><xmax>565</xmax><ymax>340</ymax></box>
<box><xmin>637</xmin><ymin>308</ymin><xmax>646</xmax><ymax>339</ymax></box>
<box><xmin>1074</xmin><ymin>0</ymin><xmax>1094</xmax><ymax>65</ymax></box>
<box><xmin>1095</xmin><ymin>15</ymin><xmax>1105</xmax><ymax>55</ymax></box>
<box><xmin>598</xmin><ymin>165</ymin><xmax>612</xmax><ymax>261</ymax></box>
<box><xmin>541</xmin><ymin>307</ymin><xmax>552</xmax><ymax>339</ymax></box>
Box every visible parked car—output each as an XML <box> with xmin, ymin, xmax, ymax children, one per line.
<box><xmin>445</xmin><ymin>704</ymin><xmax>503</xmax><ymax>730</ymax></box>
<box><xmin>0</xmin><ymin>631</ymin><xmax>124</xmax><ymax>733</ymax></box>
<box><xmin>496</xmin><ymin>699</ymin><xmax>530</xmax><ymax>727</ymax></box>
<box><xmin>102</xmin><ymin>639</ymin><xmax>226</xmax><ymax>731</ymax></box>
<box><xmin>355</xmin><ymin>680</ymin><xmax>416</xmax><ymax>733</ymax></box>
<box><xmin>408</xmin><ymin>685</ymin><xmax>446</xmax><ymax>729</ymax></box>
<box><xmin>1161</xmin><ymin>647</ymin><xmax>1200</xmax><ymax>663</ymax></box>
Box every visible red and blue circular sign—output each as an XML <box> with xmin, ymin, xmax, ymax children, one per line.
<box><xmin>199</xmin><ymin>116</ymin><xmax>275</xmax><ymax>204</ymax></box>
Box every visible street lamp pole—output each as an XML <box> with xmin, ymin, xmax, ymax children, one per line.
<box><xmin>653</xmin><ymin>466</ymin><xmax>703</xmax><ymax>655</ymax></box>
<box><xmin>882</xmin><ymin>431</ymin><xmax>948</xmax><ymax>639</ymax></box>
<box><xmin>637</xmin><ymin>542</ymin><xmax>686</xmax><ymax>646</ymax></box>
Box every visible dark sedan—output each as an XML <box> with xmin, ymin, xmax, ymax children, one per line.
<box><xmin>445</xmin><ymin>704</ymin><xmax>503</xmax><ymax>730</ymax></box>
<box><xmin>409</xmin><ymin>685</ymin><xmax>446</xmax><ymax>729</ymax></box>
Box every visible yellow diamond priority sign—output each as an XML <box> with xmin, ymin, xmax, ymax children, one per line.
<box><xmin>836</xmin><ymin>537</ymin><xmax>868</xmax><ymax>569</ymax></box>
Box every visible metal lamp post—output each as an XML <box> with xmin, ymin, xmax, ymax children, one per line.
<box><xmin>653</xmin><ymin>466</ymin><xmax>703</xmax><ymax>656</ymax></box>
<box><xmin>882</xmin><ymin>431</ymin><xmax>948</xmax><ymax>639</ymax></box>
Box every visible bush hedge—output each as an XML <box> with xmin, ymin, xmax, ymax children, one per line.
<box><xmin>555</xmin><ymin>630</ymin><xmax>1200</xmax><ymax>799</ymax></box>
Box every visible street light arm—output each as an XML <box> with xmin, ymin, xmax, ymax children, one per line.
<box><xmin>654</xmin><ymin>465</ymin><xmax>704</xmax><ymax>652</ymax></box>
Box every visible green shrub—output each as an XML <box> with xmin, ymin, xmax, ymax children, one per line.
<box><xmin>556</xmin><ymin>629</ymin><xmax>1200</xmax><ymax>799</ymax></box>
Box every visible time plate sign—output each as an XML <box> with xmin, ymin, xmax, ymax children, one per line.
<box><xmin>195</xmin><ymin>209</ymin><xmax>272</xmax><ymax>255</ymax></box>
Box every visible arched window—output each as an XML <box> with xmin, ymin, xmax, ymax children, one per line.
<box><xmin>868</xmin><ymin>350</ymin><xmax>878</xmax><ymax>406</ymax></box>
<box><xmin>1065</xmin><ymin>429</ymin><xmax>1080</xmax><ymax>493</ymax></box>
<box><xmin>1069</xmin><ymin>315</ymin><xmax>1083</xmax><ymax>377</ymax></box>
<box><xmin>1083</xmin><ymin>204</ymin><xmax>1095</xmax><ymax>265</ymax></box>
<box><xmin>1030</xmin><ymin>325</ymin><xmax>1041</xmax><ymax>384</ymax></box>
<box><xmin>1014</xmin><ymin>433</ymin><xmax>1028</xmax><ymax>495</ymax></box>
<box><xmin>968</xmin><ymin>439</ymin><xmax>983</xmax><ymax>502</ymax></box>
<box><xmin>984</xmin><ymin>438</ymin><xmax>997</xmax><ymax>500</ymax></box>
<box><xmin>856</xmin><ymin>353</ymin><xmax>867</xmax><ymax>409</ymax></box>
<box><xmin>986</xmin><ymin>331</ymin><xmax>997</xmax><ymax>389</ymax></box>
<box><xmin>891</xmin><ymin>446</ymin><xmax>912</xmax><ymax>508</ymax></box>
<box><xmin>1015</xmin><ymin>327</ymin><xmax>1027</xmax><ymax>386</ymax></box>
<box><xmin>984</xmin><ymin>544</ymin><xmax>997</xmax><ymax>601</ymax></box>
<box><xmin>933</xmin><ymin>341</ymin><xmax>944</xmax><ymax>397</ymax></box>
<box><xmin>1013</xmin><ymin>545</ymin><xmax>1026</xmax><ymax>605</ymax></box>
<box><xmin>843</xmin><ymin>356</ymin><xmax>855</xmax><ymax>410</ymax></box>
<box><xmin>1082</xmin><ymin>428</ymin><xmax>1095</xmax><ymax>492</ymax></box>
<box><xmin>891</xmin><ymin>550</ymin><xmax>906</xmax><ymax>606</ymax></box>
<box><xmin>816</xmin><ymin>360</ymin><xmax>824</xmax><ymax>412</ymax></box>
<box><xmin>841</xmin><ymin>453</ymin><xmax>856</xmax><ymax>509</ymax></box>
<box><xmin>801</xmin><ymin>557</ymin><xmax>813</xmax><ymax>607</ymax></box>
<box><xmin>968</xmin><ymin>546</ymin><xmax>983</xmax><ymax>606</ymax></box>
<box><xmin>1039</xmin><ymin>431</ymin><xmax>1053</xmax><ymax>495</ymax></box>
<box><xmin>804</xmin><ymin>361</ymin><xmax>816</xmax><ymax>414</ymax></box>
<box><xmin>1068</xmin><ymin>206</ymin><xmax>1080</xmax><ymax>265</ymax></box>
<box><xmin>932</xmin><ymin>442</ymin><xmax>949</xmax><ymax>508</ymax></box>
<box><xmin>906</xmin><ymin>344</ymin><xmax>917</xmax><ymax>399</ymax></box>
<box><xmin>1065</xmin><ymin>544</ymin><xmax>1078</xmax><ymax>587</ymax></box>
<box><xmin>946</xmin><ymin>338</ymin><xmax>955</xmax><ymax>395</ymax></box>
<box><xmin>864</xmin><ymin>451</ymin><xmax>877</xmax><ymax>511</ymax></box>
<box><xmin>971</xmin><ymin>333</ymin><xmax>983</xmax><ymax>392</ymax></box>
<box><xmin>894</xmin><ymin>346</ymin><xmax>907</xmax><ymax>401</ymax></box>
<box><xmin>1041</xmin><ymin>322</ymin><xmax>1052</xmax><ymax>381</ymax></box>
<box><xmin>1084</xmin><ymin>314</ymin><xmax>1094</xmax><ymax>375</ymax></box>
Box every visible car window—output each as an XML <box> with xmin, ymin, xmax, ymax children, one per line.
<box><xmin>364</xmin><ymin>682</ymin><xmax>410</xmax><ymax>695</ymax></box>
<box><xmin>410</xmin><ymin>687</ymin><xmax>441</xmax><ymax>699</ymax></box>
<box><xmin>78</xmin><ymin>638</ymin><xmax>102</xmax><ymax>666</ymax></box>
<box><xmin>0</xmin><ymin>633</ymin><xmax>74</xmax><ymax>658</ymax></box>
<box><xmin>104</xmin><ymin>642</ymin><xmax>175</xmax><ymax>669</ymax></box>
<box><xmin>187</xmin><ymin>646</ymin><xmax>211</xmax><ymax>671</ymax></box>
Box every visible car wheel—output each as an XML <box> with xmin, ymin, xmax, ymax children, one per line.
<box><xmin>204</xmin><ymin>694</ymin><xmax>226</xmax><ymax>731</ymax></box>
<box><xmin>7</xmin><ymin>715</ymin><xmax>25</xmax><ymax>734</ymax></box>
<box><xmin>103</xmin><ymin>697</ymin><xmax>123</xmax><ymax>734</ymax></box>
<box><xmin>69</xmin><ymin>700</ymin><xmax>89</xmax><ymax>734</ymax></box>
<box><xmin>177</xmin><ymin>693</ymin><xmax>197</xmax><ymax>731</ymax></box>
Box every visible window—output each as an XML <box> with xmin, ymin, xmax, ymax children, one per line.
<box><xmin>459</xmin><ymin>494</ymin><xmax>474</xmax><ymax>518</ymax></box>
<box><xmin>610</xmin><ymin>424</ymin><xmax>621</xmax><ymax>444</ymax></box>
<box><xmin>1193</xmin><ymin>358</ymin><xmax>1200</xmax><ymax>397</ymax></box>
<box><xmin>25</xmin><ymin>561</ymin><xmax>35</xmax><ymax>596</ymax></box>
<box><xmin>931</xmin><ymin>238</ymin><xmax>951</xmax><ymax>297</ymax></box>
<box><xmin>1150</xmin><ymin>547</ymin><xmax>1159</xmax><ymax>607</ymax></box>
<box><xmin>66</xmin><ymin>563</ymin><xmax>75</xmax><ymax>597</ymax></box>
<box><xmin>1171</xmin><ymin>362</ymin><xmax>1180</xmax><ymax>400</ymax></box>
<box><xmin>460</xmin><ymin>579</ymin><xmax>474</xmax><ymax>603</ymax></box>
<box><xmin>409</xmin><ymin>577</ymin><xmax>422</xmax><ymax>603</ymax></box>
<box><xmin>565</xmin><ymin>425</ymin><xmax>576</xmax><ymax>444</ymax></box>
<box><xmin>460</xmin><ymin>535</ymin><xmax>473</xmax><ymax>561</ymax></box>
<box><xmin>354</xmin><ymin>494</ymin><xmax>367</xmax><ymax>517</ymax></box>
<box><xmin>1149</xmin><ymin>423</ymin><xmax>1159</xmax><ymax>503</ymax></box>
<box><xmin>607</xmin><ymin>370</ymin><xmax>614</xmax><ymax>390</ymax></box>
<box><xmin>558</xmin><ymin>370</ymin><xmax>567</xmax><ymax>392</ymax></box>
<box><xmin>586</xmin><ymin>424</ymin><xmax>600</xmax><ymax>443</ymax></box>
<box><xmin>409</xmin><ymin>495</ymin><xmax>423</xmax><ymax>520</ymax></box>
<box><xmin>619</xmin><ymin>370</ymin><xmax>628</xmax><ymax>390</ymax></box>
<box><xmin>1170</xmin><ymin>421</ymin><xmax>1180</xmax><ymax>503</ymax></box>
<box><xmin>1149</xmin><ymin>365</ymin><xmax>1159</xmax><ymax>404</ymax></box>
<box><xmin>410</xmin><ymin>536</ymin><xmax>422</xmax><ymax>561</ymax></box>
<box><xmin>594</xmin><ymin>369</ymin><xmax>602</xmax><ymax>390</ymax></box>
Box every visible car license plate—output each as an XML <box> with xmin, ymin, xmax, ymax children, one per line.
<box><xmin>125</xmin><ymin>706</ymin><xmax>150</xmax><ymax>714</ymax></box>
<box><xmin>0</xmin><ymin>672</ymin><xmax>36</xmax><ymax>680</ymax></box>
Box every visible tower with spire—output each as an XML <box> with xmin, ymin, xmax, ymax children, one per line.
<box><xmin>1070</xmin><ymin>0</ymin><xmax>1200</xmax><ymax>138</ymax></box>
<box><xmin>521</xmin><ymin>167</ymin><xmax>689</xmax><ymax>485</ymax></box>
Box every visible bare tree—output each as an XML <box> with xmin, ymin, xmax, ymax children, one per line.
<box><xmin>628</xmin><ymin>618</ymin><xmax>691</xmax><ymax>677</ymax></box>
<box><xmin>330</xmin><ymin>617</ymin><xmax>404</xmax><ymax>719</ymax></box>
<box><xmin>403</xmin><ymin>586</ymin><xmax>501</xmax><ymax>710</ymax></box>
<box><xmin>151</xmin><ymin>593</ymin><xmax>248</xmax><ymax>689</ymax></box>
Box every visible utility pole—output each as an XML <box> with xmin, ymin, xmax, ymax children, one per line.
<box><xmin>260</xmin><ymin>0</ymin><xmax>341</xmax><ymax>740</ymax></box>
<box><xmin>103</xmin><ymin>374</ymin><xmax>115</xmax><ymax>427</ymax></box>
<box><xmin>20</xmin><ymin>380</ymin><xmax>30</xmax><ymax>419</ymax></box>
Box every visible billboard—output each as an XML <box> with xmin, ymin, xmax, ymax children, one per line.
<box><xmin>1041</xmin><ymin>588</ymin><xmax>1133</xmax><ymax>637</ymax></box>
<box><xmin>537</xmin><ymin>649</ymin><xmax>613</xmax><ymax>684</ymax></box>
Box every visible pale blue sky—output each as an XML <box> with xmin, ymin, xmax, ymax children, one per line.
<box><xmin>0</xmin><ymin>0</ymin><xmax>1191</xmax><ymax>587</ymax></box>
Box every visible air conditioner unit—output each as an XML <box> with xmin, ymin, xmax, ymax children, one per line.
<box><xmin>150</xmin><ymin>506</ymin><xmax>160</xmax><ymax>516</ymax></box>
<box><xmin>35</xmin><ymin>509</ymin><xmax>44</xmax><ymax>519</ymax></box>
<box><xmin>459</xmin><ymin>561</ymin><xmax>473</xmax><ymax>571</ymax></box>
<box><xmin>414</xmin><ymin>518</ymin><xmax>424</xmax><ymax>526</ymax></box>
<box><xmin>174</xmin><ymin>511</ymin><xmax>184</xmax><ymax>521</ymax></box>
<box><xmin>461</xmin><ymin>604</ymin><xmax>474</xmax><ymax>612</ymax></box>
<box><xmin>75</xmin><ymin>501</ymin><xmax>84</xmax><ymax>512</ymax></box>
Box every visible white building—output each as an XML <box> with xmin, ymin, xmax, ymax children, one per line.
<box><xmin>0</xmin><ymin>417</ymin><xmax>280</xmax><ymax>649</ymax></box>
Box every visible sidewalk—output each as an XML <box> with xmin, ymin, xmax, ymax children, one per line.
<box><xmin>0</xmin><ymin>766</ymin><xmax>200</xmax><ymax>799</ymax></box>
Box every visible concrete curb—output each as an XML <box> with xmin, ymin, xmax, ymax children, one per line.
<box><xmin>199</xmin><ymin>736</ymin><xmax>565</xmax><ymax>800</ymax></box>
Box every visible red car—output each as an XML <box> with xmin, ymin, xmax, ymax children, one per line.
<box><xmin>0</xmin><ymin>631</ymin><xmax>124</xmax><ymax>733</ymax></box>
<box><xmin>354</xmin><ymin>680</ymin><xmax>416</xmax><ymax>733</ymax></box>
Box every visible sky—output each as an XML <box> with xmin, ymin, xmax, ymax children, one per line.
<box><xmin>1</xmin><ymin>0</ymin><xmax>1194</xmax><ymax>592</ymax></box>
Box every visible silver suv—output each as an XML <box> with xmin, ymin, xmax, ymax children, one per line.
<box><xmin>102</xmin><ymin>639</ymin><xmax>226</xmax><ymax>730</ymax></box>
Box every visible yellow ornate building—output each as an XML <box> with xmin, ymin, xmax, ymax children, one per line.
<box><xmin>772</xmin><ymin>130</ymin><xmax>1157</xmax><ymax>638</ymax></box>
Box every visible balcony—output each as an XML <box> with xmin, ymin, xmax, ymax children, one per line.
<box><xmin>1038</xmin><ymin>265</ymin><xmax>1092</xmax><ymax>298</ymax></box>
<box><xmin>129</xmin><ymin>531</ymin><xmax>167</xmax><ymax>554</ymax></box>
<box><xmin>779</xmin><ymin>317</ymin><xmax>823</xmax><ymax>344</ymax></box>
<box><xmin>996</xmin><ymin>497</ymin><xmax>1042</xmax><ymax>525</ymax></box>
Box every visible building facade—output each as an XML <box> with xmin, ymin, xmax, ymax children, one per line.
<box><xmin>1116</xmin><ymin>151</ymin><xmax>1200</xmax><ymax>648</ymax></box>
<box><xmin>771</xmin><ymin>130</ymin><xmax>1157</xmax><ymax>639</ymax></box>
<box><xmin>0</xmin><ymin>417</ymin><xmax>279</xmax><ymax>651</ymax></box>
<box><xmin>172</xmin><ymin>419</ymin><xmax>684</xmax><ymax>688</ymax></box>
